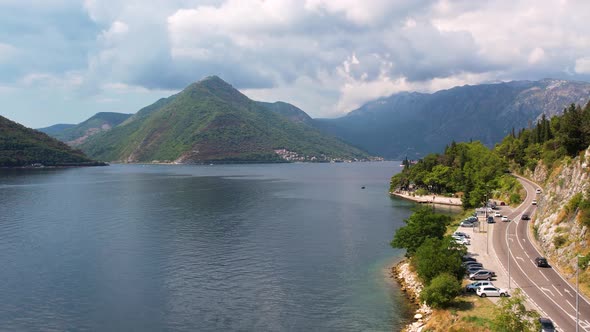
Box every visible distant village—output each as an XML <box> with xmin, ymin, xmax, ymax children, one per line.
<box><xmin>273</xmin><ymin>149</ymin><xmax>383</xmax><ymax>163</ymax></box>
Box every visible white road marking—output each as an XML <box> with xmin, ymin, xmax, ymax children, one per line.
<box><xmin>540</xmin><ymin>272</ymin><xmax>550</xmax><ymax>281</ymax></box>
<box><xmin>541</xmin><ymin>287</ymin><xmax>555</xmax><ymax>297</ymax></box>
<box><xmin>516</xmin><ymin>256</ymin><xmax>525</xmax><ymax>261</ymax></box>
<box><xmin>565</xmin><ymin>288</ymin><xmax>574</xmax><ymax>297</ymax></box>
<box><xmin>552</xmin><ymin>284</ymin><xmax>563</xmax><ymax>296</ymax></box>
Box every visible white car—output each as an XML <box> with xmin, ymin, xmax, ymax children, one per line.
<box><xmin>501</xmin><ymin>216</ymin><xmax>509</xmax><ymax>222</ymax></box>
<box><xmin>452</xmin><ymin>237</ymin><xmax>470</xmax><ymax>245</ymax></box>
<box><xmin>476</xmin><ymin>286</ymin><xmax>509</xmax><ymax>297</ymax></box>
<box><xmin>465</xmin><ymin>280</ymin><xmax>494</xmax><ymax>292</ymax></box>
<box><xmin>453</xmin><ymin>231</ymin><xmax>470</xmax><ymax>239</ymax></box>
<box><xmin>494</xmin><ymin>211</ymin><xmax>501</xmax><ymax>217</ymax></box>
<box><xmin>532</xmin><ymin>200</ymin><xmax>537</xmax><ymax>205</ymax></box>
<box><xmin>536</xmin><ymin>188</ymin><xmax>542</xmax><ymax>194</ymax></box>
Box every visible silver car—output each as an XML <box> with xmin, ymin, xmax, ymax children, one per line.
<box><xmin>469</xmin><ymin>270</ymin><xmax>495</xmax><ymax>280</ymax></box>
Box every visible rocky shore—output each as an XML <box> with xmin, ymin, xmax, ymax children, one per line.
<box><xmin>391</xmin><ymin>260</ymin><xmax>433</xmax><ymax>332</ymax></box>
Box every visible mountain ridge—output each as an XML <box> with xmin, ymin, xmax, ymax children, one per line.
<box><xmin>315</xmin><ymin>78</ymin><xmax>590</xmax><ymax>159</ymax></box>
<box><xmin>79</xmin><ymin>76</ymin><xmax>369</xmax><ymax>163</ymax></box>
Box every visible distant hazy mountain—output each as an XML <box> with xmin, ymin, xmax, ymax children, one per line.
<box><xmin>0</xmin><ymin>115</ymin><xmax>100</xmax><ymax>167</ymax></box>
<box><xmin>315</xmin><ymin>79</ymin><xmax>590</xmax><ymax>159</ymax></box>
<box><xmin>80</xmin><ymin>76</ymin><xmax>369</xmax><ymax>163</ymax></box>
<box><xmin>39</xmin><ymin>112</ymin><xmax>132</xmax><ymax>146</ymax></box>
<box><xmin>38</xmin><ymin>123</ymin><xmax>76</xmax><ymax>136</ymax></box>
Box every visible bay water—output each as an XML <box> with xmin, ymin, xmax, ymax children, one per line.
<box><xmin>0</xmin><ymin>162</ymin><xmax>416</xmax><ymax>331</ymax></box>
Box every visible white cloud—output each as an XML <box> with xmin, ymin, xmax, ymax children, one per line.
<box><xmin>575</xmin><ymin>57</ymin><xmax>590</xmax><ymax>74</ymax></box>
<box><xmin>3</xmin><ymin>0</ymin><xmax>590</xmax><ymax>128</ymax></box>
<box><xmin>0</xmin><ymin>43</ymin><xmax>17</xmax><ymax>62</ymax></box>
<box><xmin>528</xmin><ymin>47</ymin><xmax>545</xmax><ymax>65</ymax></box>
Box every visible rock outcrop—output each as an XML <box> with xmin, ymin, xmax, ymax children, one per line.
<box><xmin>531</xmin><ymin>148</ymin><xmax>590</xmax><ymax>279</ymax></box>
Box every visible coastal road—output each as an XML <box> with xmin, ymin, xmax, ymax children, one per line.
<box><xmin>492</xmin><ymin>176</ymin><xmax>590</xmax><ymax>332</ymax></box>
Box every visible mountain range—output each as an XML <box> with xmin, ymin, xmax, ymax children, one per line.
<box><xmin>316</xmin><ymin>79</ymin><xmax>590</xmax><ymax>158</ymax></box>
<box><xmin>39</xmin><ymin>77</ymin><xmax>590</xmax><ymax>162</ymax></box>
<box><xmin>76</xmin><ymin>76</ymin><xmax>369</xmax><ymax>163</ymax></box>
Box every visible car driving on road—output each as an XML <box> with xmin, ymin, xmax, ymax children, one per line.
<box><xmin>501</xmin><ymin>216</ymin><xmax>509</xmax><ymax>222</ymax></box>
<box><xmin>535</xmin><ymin>257</ymin><xmax>549</xmax><ymax>267</ymax></box>
<box><xmin>521</xmin><ymin>214</ymin><xmax>529</xmax><ymax>220</ymax></box>
<box><xmin>476</xmin><ymin>286</ymin><xmax>509</xmax><ymax>297</ymax></box>
<box><xmin>538</xmin><ymin>317</ymin><xmax>555</xmax><ymax>331</ymax></box>
<box><xmin>494</xmin><ymin>211</ymin><xmax>501</xmax><ymax>217</ymax></box>
<box><xmin>532</xmin><ymin>199</ymin><xmax>537</xmax><ymax>205</ymax></box>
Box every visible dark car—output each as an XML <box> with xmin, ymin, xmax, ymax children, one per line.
<box><xmin>487</xmin><ymin>216</ymin><xmax>495</xmax><ymax>223</ymax></box>
<box><xmin>521</xmin><ymin>214</ymin><xmax>530</xmax><ymax>220</ymax></box>
<box><xmin>535</xmin><ymin>257</ymin><xmax>549</xmax><ymax>267</ymax></box>
<box><xmin>539</xmin><ymin>317</ymin><xmax>555</xmax><ymax>331</ymax></box>
<box><xmin>462</xmin><ymin>256</ymin><xmax>477</xmax><ymax>262</ymax></box>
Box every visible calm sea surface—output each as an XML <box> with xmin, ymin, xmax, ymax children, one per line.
<box><xmin>0</xmin><ymin>162</ymin><xmax>419</xmax><ymax>331</ymax></box>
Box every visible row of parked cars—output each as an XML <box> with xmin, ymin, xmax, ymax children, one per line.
<box><xmin>461</xmin><ymin>253</ymin><xmax>507</xmax><ymax>297</ymax></box>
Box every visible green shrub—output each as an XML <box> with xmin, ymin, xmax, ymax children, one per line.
<box><xmin>554</xmin><ymin>235</ymin><xmax>567</xmax><ymax>248</ymax></box>
<box><xmin>510</xmin><ymin>193</ymin><xmax>522</xmax><ymax>204</ymax></box>
<box><xmin>420</xmin><ymin>273</ymin><xmax>462</xmax><ymax>308</ymax></box>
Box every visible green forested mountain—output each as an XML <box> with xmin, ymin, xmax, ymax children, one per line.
<box><xmin>80</xmin><ymin>76</ymin><xmax>369</xmax><ymax>163</ymax></box>
<box><xmin>38</xmin><ymin>112</ymin><xmax>132</xmax><ymax>145</ymax></box>
<box><xmin>317</xmin><ymin>79</ymin><xmax>590</xmax><ymax>158</ymax></box>
<box><xmin>0</xmin><ymin>115</ymin><xmax>100</xmax><ymax>167</ymax></box>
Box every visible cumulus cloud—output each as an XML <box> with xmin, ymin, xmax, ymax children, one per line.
<box><xmin>2</xmin><ymin>0</ymin><xmax>590</xmax><ymax>127</ymax></box>
<box><xmin>576</xmin><ymin>57</ymin><xmax>590</xmax><ymax>74</ymax></box>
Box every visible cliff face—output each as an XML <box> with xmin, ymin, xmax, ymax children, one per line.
<box><xmin>532</xmin><ymin>148</ymin><xmax>590</xmax><ymax>278</ymax></box>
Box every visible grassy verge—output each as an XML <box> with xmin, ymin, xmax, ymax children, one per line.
<box><xmin>423</xmin><ymin>294</ymin><xmax>496</xmax><ymax>331</ymax></box>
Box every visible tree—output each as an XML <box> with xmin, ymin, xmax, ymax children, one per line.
<box><xmin>413</xmin><ymin>237</ymin><xmax>466</xmax><ymax>283</ymax></box>
<box><xmin>420</xmin><ymin>273</ymin><xmax>462</xmax><ymax>308</ymax></box>
<box><xmin>391</xmin><ymin>206</ymin><xmax>450</xmax><ymax>256</ymax></box>
<box><xmin>493</xmin><ymin>288</ymin><xmax>540</xmax><ymax>332</ymax></box>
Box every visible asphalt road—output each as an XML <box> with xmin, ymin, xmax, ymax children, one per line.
<box><xmin>491</xmin><ymin>176</ymin><xmax>590</xmax><ymax>332</ymax></box>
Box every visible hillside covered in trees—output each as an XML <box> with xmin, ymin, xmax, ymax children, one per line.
<box><xmin>496</xmin><ymin>101</ymin><xmax>590</xmax><ymax>172</ymax></box>
<box><xmin>0</xmin><ymin>115</ymin><xmax>102</xmax><ymax>167</ymax></box>
<box><xmin>390</xmin><ymin>141</ymin><xmax>522</xmax><ymax>208</ymax></box>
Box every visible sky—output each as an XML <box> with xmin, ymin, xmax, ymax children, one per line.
<box><xmin>1</xmin><ymin>0</ymin><xmax>590</xmax><ymax>128</ymax></box>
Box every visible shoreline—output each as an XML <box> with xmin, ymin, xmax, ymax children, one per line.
<box><xmin>390</xmin><ymin>191</ymin><xmax>462</xmax><ymax>206</ymax></box>
<box><xmin>391</xmin><ymin>259</ymin><xmax>432</xmax><ymax>332</ymax></box>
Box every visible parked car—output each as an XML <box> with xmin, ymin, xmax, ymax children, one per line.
<box><xmin>469</xmin><ymin>270</ymin><xmax>495</xmax><ymax>280</ymax></box>
<box><xmin>539</xmin><ymin>317</ymin><xmax>555</xmax><ymax>331</ymax></box>
<box><xmin>494</xmin><ymin>211</ymin><xmax>502</xmax><ymax>217</ymax></box>
<box><xmin>476</xmin><ymin>286</ymin><xmax>509</xmax><ymax>297</ymax></box>
<box><xmin>453</xmin><ymin>237</ymin><xmax>470</xmax><ymax>245</ymax></box>
<box><xmin>536</xmin><ymin>188</ymin><xmax>542</xmax><ymax>194</ymax></box>
<box><xmin>462</xmin><ymin>256</ymin><xmax>477</xmax><ymax>262</ymax></box>
<box><xmin>460</xmin><ymin>221</ymin><xmax>476</xmax><ymax>227</ymax></box>
<box><xmin>465</xmin><ymin>280</ymin><xmax>494</xmax><ymax>292</ymax></box>
<box><xmin>521</xmin><ymin>214</ymin><xmax>529</xmax><ymax>220</ymax></box>
<box><xmin>532</xmin><ymin>199</ymin><xmax>537</xmax><ymax>205</ymax></box>
<box><xmin>463</xmin><ymin>261</ymin><xmax>481</xmax><ymax>267</ymax></box>
<box><xmin>466</xmin><ymin>266</ymin><xmax>484</xmax><ymax>274</ymax></box>
<box><xmin>501</xmin><ymin>216</ymin><xmax>509</xmax><ymax>222</ymax></box>
<box><xmin>453</xmin><ymin>231</ymin><xmax>470</xmax><ymax>239</ymax></box>
<box><xmin>535</xmin><ymin>257</ymin><xmax>549</xmax><ymax>267</ymax></box>
<box><xmin>464</xmin><ymin>264</ymin><xmax>483</xmax><ymax>272</ymax></box>
<box><xmin>466</xmin><ymin>216</ymin><xmax>478</xmax><ymax>222</ymax></box>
